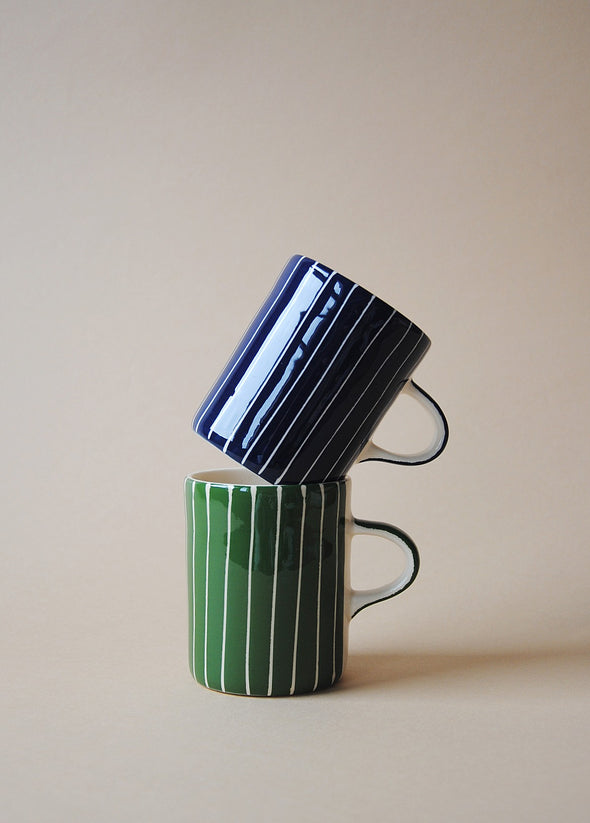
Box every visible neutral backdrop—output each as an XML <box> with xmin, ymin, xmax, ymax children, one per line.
<box><xmin>2</xmin><ymin>2</ymin><xmax>589</xmax><ymax>821</ymax></box>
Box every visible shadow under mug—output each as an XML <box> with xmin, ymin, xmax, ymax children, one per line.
<box><xmin>193</xmin><ymin>254</ymin><xmax>448</xmax><ymax>484</ymax></box>
<box><xmin>185</xmin><ymin>467</ymin><xmax>420</xmax><ymax>697</ymax></box>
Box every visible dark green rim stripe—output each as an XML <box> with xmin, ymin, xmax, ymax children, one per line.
<box><xmin>186</xmin><ymin>479</ymin><xmax>193</xmax><ymax>678</ymax></box>
<box><xmin>203</xmin><ymin>482</ymin><xmax>211</xmax><ymax>689</ymax></box>
<box><xmin>245</xmin><ymin>485</ymin><xmax>255</xmax><ymax>695</ymax></box>
<box><xmin>220</xmin><ymin>486</ymin><xmax>233</xmax><ymax>693</ymax></box>
<box><xmin>191</xmin><ymin>481</ymin><xmax>196</xmax><ymax>680</ymax></box>
<box><xmin>313</xmin><ymin>484</ymin><xmax>325</xmax><ymax>691</ymax></box>
<box><xmin>289</xmin><ymin>486</ymin><xmax>307</xmax><ymax>695</ymax></box>
<box><xmin>267</xmin><ymin>485</ymin><xmax>282</xmax><ymax>696</ymax></box>
<box><xmin>332</xmin><ymin>482</ymin><xmax>341</xmax><ymax>685</ymax></box>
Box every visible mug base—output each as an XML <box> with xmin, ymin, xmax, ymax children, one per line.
<box><xmin>191</xmin><ymin>671</ymin><xmax>342</xmax><ymax>697</ymax></box>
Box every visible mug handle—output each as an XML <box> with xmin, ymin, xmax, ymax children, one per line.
<box><xmin>350</xmin><ymin>518</ymin><xmax>420</xmax><ymax>618</ymax></box>
<box><xmin>357</xmin><ymin>380</ymin><xmax>449</xmax><ymax>466</ymax></box>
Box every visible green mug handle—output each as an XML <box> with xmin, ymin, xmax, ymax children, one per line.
<box><xmin>350</xmin><ymin>518</ymin><xmax>420</xmax><ymax>618</ymax></box>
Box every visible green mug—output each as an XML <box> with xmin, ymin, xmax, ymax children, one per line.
<box><xmin>185</xmin><ymin>468</ymin><xmax>420</xmax><ymax>696</ymax></box>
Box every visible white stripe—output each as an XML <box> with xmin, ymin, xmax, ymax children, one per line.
<box><xmin>210</xmin><ymin>261</ymin><xmax>324</xmax><ymax>442</ymax></box>
<box><xmin>220</xmin><ymin>487</ymin><xmax>233</xmax><ymax>693</ymax></box>
<box><xmin>262</xmin><ymin>294</ymin><xmax>376</xmax><ymax>480</ymax></box>
<box><xmin>245</xmin><ymin>486</ymin><xmax>256</xmax><ymax>696</ymax></box>
<box><xmin>240</xmin><ymin>284</ymin><xmax>359</xmax><ymax>466</ymax></box>
<box><xmin>303</xmin><ymin>321</ymin><xmax>412</xmax><ymax>481</ymax></box>
<box><xmin>204</xmin><ymin>483</ymin><xmax>211</xmax><ymax>689</ymax></box>
<box><xmin>191</xmin><ymin>480</ymin><xmax>197</xmax><ymax>679</ymax></box>
<box><xmin>193</xmin><ymin>255</ymin><xmax>304</xmax><ymax>435</ymax></box>
<box><xmin>289</xmin><ymin>487</ymin><xmax>307</xmax><ymax>695</ymax></box>
<box><xmin>267</xmin><ymin>486</ymin><xmax>282</xmax><ymax>696</ymax></box>
<box><xmin>331</xmin><ymin>483</ymin><xmax>340</xmax><ymax>684</ymax></box>
<box><xmin>276</xmin><ymin>307</ymin><xmax>396</xmax><ymax>483</ymax></box>
<box><xmin>323</xmin><ymin>332</ymin><xmax>425</xmax><ymax>480</ymax></box>
<box><xmin>221</xmin><ymin>273</ymin><xmax>336</xmax><ymax>452</ymax></box>
<box><xmin>313</xmin><ymin>485</ymin><xmax>325</xmax><ymax>691</ymax></box>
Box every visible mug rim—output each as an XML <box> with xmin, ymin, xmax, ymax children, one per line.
<box><xmin>187</xmin><ymin>466</ymin><xmax>349</xmax><ymax>491</ymax></box>
<box><xmin>293</xmin><ymin>254</ymin><xmax>428</xmax><ymax>341</ymax></box>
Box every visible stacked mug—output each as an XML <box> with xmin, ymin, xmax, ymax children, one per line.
<box><xmin>186</xmin><ymin>254</ymin><xmax>448</xmax><ymax>696</ymax></box>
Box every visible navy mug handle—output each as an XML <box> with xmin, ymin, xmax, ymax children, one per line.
<box><xmin>357</xmin><ymin>381</ymin><xmax>449</xmax><ymax>467</ymax></box>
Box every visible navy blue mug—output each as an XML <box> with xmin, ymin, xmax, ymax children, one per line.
<box><xmin>193</xmin><ymin>255</ymin><xmax>448</xmax><ymax>484</ymax></box>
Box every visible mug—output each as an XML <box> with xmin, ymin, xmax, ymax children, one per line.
<box><xmin>193</xmin><ymin>254</ymin><xmax>448</xmax><ymax>484</ymax></box>
<box><xmin>185</xmin><ymin>467</ymin><xmax>420</xmax><ymax>696</ymax></box>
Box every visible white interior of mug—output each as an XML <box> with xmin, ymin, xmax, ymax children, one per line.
<box><xmin>188</xmin><ymin>467</ymin><xmax>349</xmax><ymax>489</ymax></box>
<box><xmin>189</xmin><ymin>467</ymin><xmax>272</xmax><ymax>486</ymax></box>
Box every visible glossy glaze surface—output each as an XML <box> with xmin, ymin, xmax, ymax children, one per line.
<box><xmin>193</xmin><ymin>255</ymin><xmax>431</xmax><ymax>483</ymax></box>
<box><xmin>185</xmin><ymin>474</ymin><xmax>347</xmax><ymax>696</ymax></box>
<box><xmin>185</xmin><ymin>469</ymin><xmax>420</xmax><ymax>697</ymax></box>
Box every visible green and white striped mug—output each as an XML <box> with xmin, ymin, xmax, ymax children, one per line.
<box><xmin>185</xmin><ymin>468</ymin><xmax>420</xmax><ymax>696</ymax></box>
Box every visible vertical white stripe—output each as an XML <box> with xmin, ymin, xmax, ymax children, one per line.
<box><xmin>323</xmin><ymin>332</ymin><xmax>424</xmax><ymax>480</ymax></box>
<box><xmin>267</xmin><ymin>487</ymin><xmax>282</xmax><ymax>696</ymax></box>
<box><xmin>245</xmin><ymin>486</ymin><xmax>257</xmax><ymax>696</ymax></box>
<box><xmin>301</xmin><ymin>312</ymin><xmax>402</xmax><ymax>481</ymax></box>
<box><xmin>313</xmin><ymin>485</ymin><xmax>325</xmax><ymax>691</ymax></box>
<box><xmin>290</xmin><ymin>487</ymin><xmax>307</xmax><ymax>695</ymax></box>
<box><xmin>311</xmin><ymin>323</ymin><xmax>411</xmax><ymax>478</ymax></box>
<box><xmin>220</xmin><ymin>487</ymin><xmax>233</xmax><ymax>693</ymax></box>
<box><xmin>240</xmin><ymin>284</ymin><xmax>359</xmax><ymax>466</ymax></box>
<box><xmin>204</xmin><ymin>483</ymin><xmax>211</xmax><ymax>689</ymax></box>
<box><xmin>221</xmin><ymin>273</ymin><xmax>336</xmax><ymax>452</ymax></box>
<box><xmin>191</xmin><ymin>480</ymin><xmax>197</xmax><ymax>679</ymax></box>
<box><xmin>332</xmin><ymin>483</ymin><xmax>340</xmax><ymax>685</ymax></box>
<box><xmin>268</xmin><ymin>296</ymin><xmax>376</xmax><ymax>482</ymax></box>
<box><xmin>277</xmin><ymin>306</ymin><xmax>396</xmax><ymax>483</ymax></box>
<box><xmin>194</xmin><ymin>255</ymin><xmax>304</xmax><ymax>436</ymax></box>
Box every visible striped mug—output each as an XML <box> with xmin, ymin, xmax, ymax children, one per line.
<box><xmin>185</xmin><ymin>468</ymin><xmax>420</xmax><ymax>697</ymax></box>
<box><xmin>193</xmin><ymin>254</ymin><xmax>448</xmax><ymax>484</ymax></box>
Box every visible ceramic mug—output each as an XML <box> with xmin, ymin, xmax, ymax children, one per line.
<box><xmin>193</xmin><ymin>254</ymin><xmax>448</xmax><ymax>484</ymax></box>
<box><xmin>185</xmin><ymin>468</ymin><xmax>420</xmax><ymax>696</ymax></box>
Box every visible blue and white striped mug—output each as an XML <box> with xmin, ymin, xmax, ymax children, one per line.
<box><xmin>185</xmin><ymin>468</ymin><xmax>419</xmax><ymax>696</ymax></box>
<box><xmin>193</xmin><ymin>254</ymin><xmax>448</xmax><ymax>484</ymax></box>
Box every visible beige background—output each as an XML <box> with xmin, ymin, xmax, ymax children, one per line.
<box><xmin>2</xmin><ymin>1</ymin><xmax>589</xmax><ymax>821</ymax></box>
